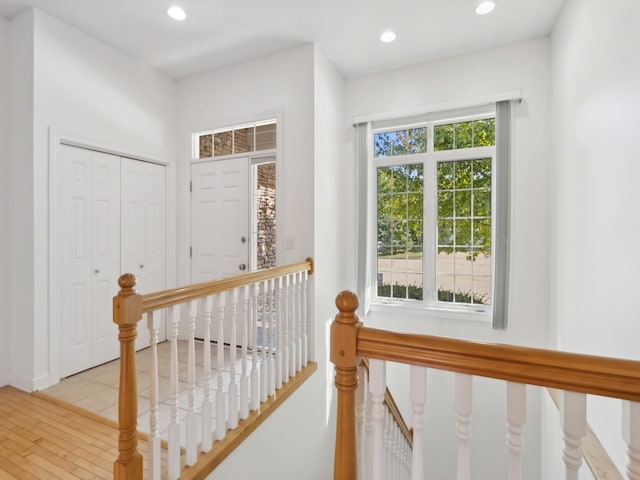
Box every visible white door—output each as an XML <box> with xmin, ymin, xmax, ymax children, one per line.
<box><xmin>60</xmin><ymin>145</ymin><xmax>121</xmax><ymax>377</ymax></box>
<box><xmin>192</xmin><ymin>158</ymin><xmax>249</xmax><ymax>341</ymax></box>
<box><xmin>191</xmin><ymin>158</ymin><xmax>249</xmax><ymax>282</ymax></box>
<box><xmin>121</xmin><ymin>158</ymin><xmax>167</xmax><ymax>350</ymax></box>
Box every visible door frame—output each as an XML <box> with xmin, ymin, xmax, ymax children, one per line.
<box><xmin>48</xmin><ymin>128</ymin><xmax>169</xmax><ymax>386</ymax></box>
<box><xmin>182</xmin><ymin>110</ymin><xmax>283</xmax><ymax>287</ymax></box>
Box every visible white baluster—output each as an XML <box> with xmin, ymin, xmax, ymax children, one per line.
<box><xmin>200</xmin><ymin>296</ymin><xmax>213</xmax><ymax>453</ymax></box>
<box><xmin>260</xmin><ymin>280</ymin><xmax>268</xmax><ymax>402</ymax></box>
<box><xmin>365</xmin><ymin>371</ymin><xmax>374</xmax><ymax>480</ymax></box>
<box><xmin>299</xmin><ymin>271</ymin><xmax>308</xmax><ymax>367</ymax></box>
<box><xmin>239</xmin><ymin>285</ymin><xmax>250</xmax><ymax>419</ymax></box>
<box><xmin>455</xmin><ymin>373</ymin><xmax>473</xmax><ymax>480</ymax></box>
<box><xmin>507</xmin><ymin>382</ymin><xmax>526</xmax><ymax>480</ymax></box>
<box><xmin>166</xmin><ymin>305</ymin><xmax>180</xmax><ymax>480</ymax></box>
<box><xmin>146</xmin><ymin>311</ymin><xmax>161</xmax><ymax>480</ymax></box>
<box><xmin>227</xmin><ymin>289</ymin><xmax>239</xmax><ymax>430</ymax></box>
<box><xmin>356</xmin><ymin>365</ymin><xmax>367</xmax><ymax>480</ymax></box>
<box><xmin>214</xmin><ymin>293</ymin><xmax>226</xmax><ymax>440</ymax></box>
<box><xmin>267</xmin><ymin>279</ymin><xmax>276</xmax><ymax>397</ymax></box>
<box><xmin>275</xmin><ymin>277</ymin><xmax>283</xmax><ymax>390</ymax></box>
<box><xmin>623</xmin><ymin>401</ymin><xmax>640</xmax><ymax>480</ymax></box>
<box><xmin>288</xmin><ymin>274</ymin><xmax>297</xmax><ymax>378</ymax></box>
<box><xmin>250</xmin><ymin>283</ymin><xmax>260</xmax><ymax>411</ymax></box>
<box><xmin>384</xmin><ymin>411</ymin><xmax>392</xmax><ymax>479</ymax></box>
<box><xmin>282</xmin><ymin>275</ymin><xmax>291</xmax><ymax>381</ymax></box>
<box><xmin>410</xmin><ymin>365</ymin><xmax>426</xmax><ymax>480</ymax></box>
<box><xmin>369</xmin><ymin>359</ymin><xmax>386</xmax><ymax>480</ymax></box>
<box><xmin>185</xmin><ymin>300</ymin><xmax>198</xmax><ymax>466</ymax></box>
<box><xmin>295</xmin><ymin>272</ymin><xmax>303</xmax><ymax>371</ymax></box>
<box><xmin>561</xmin><ymin>390</ymin><xmax>586</xmax><ymax>480</ymax></box>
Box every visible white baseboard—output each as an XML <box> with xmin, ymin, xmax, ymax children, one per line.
<box><xmin>33</xmin><ymin>372</ymin><xmax>51</xmax><ymax>391</ymax></box>
<box><xmin>8</xmin><ymin>372</ymin><xmax>51</xmax><ymax>392</ymax></box>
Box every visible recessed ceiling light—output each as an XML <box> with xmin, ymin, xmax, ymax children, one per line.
<box><xmin>475</xmin><ymin>1</ymin><xmax>496</xmax><ymax>15</ymax></box>
<box><xmin>167</xmin><ymin>5</ymin><xmax>187</xmax><ymax>21</ymax></box>
<box><xmin>380</xmin><ymin>31</ymin><xmax>396</xmax><ymax>43</ymax></box>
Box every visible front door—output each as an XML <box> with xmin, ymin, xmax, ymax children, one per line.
<box><xmin>191</xmin><ymin>158</ymin><xmax>249</xmax><ymax>341</ymax></box>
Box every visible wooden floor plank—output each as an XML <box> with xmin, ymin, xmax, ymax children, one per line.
<box><xmin>0</xmin><ymin>466</ymin><xmax>20</xmax><ymax>480</ymax></box>
<box><xmin>0</xmin><ymin>387</ymin><xmax>121</xmax><ymax>480</ymax></box>
<box><xmin>0</xmin><ymin>386</ymin><xmax>168</xmax><ymax>480</ymax></box>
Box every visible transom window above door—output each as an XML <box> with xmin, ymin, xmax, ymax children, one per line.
<box><xmin>194</xmin><ymin>120</ymin><xmax>277</xmax><ymax>159</ymax></box>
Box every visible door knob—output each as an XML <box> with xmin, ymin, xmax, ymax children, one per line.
<box><xmin>94</xmin><ymin>269</ymin><xmax>100</xmax><ymax>274</ymax></box>
<box><xmin>139</xmin><ymin>264</ymin><xmax>144</xmax><ymax>269</ymax></box>
<box><xmin>241</xmin><ymin>236</ymin><xmax>247</xmax><ymax>244</ymax></box>
<box><xmin>239</xmin><ymin>263</ymin><xmax>247</xmax><ymax>271</ymax></box>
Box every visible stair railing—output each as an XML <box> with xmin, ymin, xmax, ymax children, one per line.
<box><xmin>331</xmin><ymin>290</ymin><xmax>640</xmax><ymax>480</ymax></box>
<box><xmin>112</xmin><ymin>258</ymin><xmax>313</xmax><ymax>480</ymax></box>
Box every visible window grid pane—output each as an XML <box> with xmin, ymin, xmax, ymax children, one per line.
<box><xmin>434</xmin><ymin>118</ymin><xmax>496</xmax><ymax>151</ymax></box>
<box><xmin>374</xmin><ymin>128</ymin><xmax>427</xmax><ymax>158</ymax></box>
<box><xmin>436</xmin><ymin>158</ymin><xmax>492</xmax><ymax>305</ymax></box>
<box><xmin>377</xmin><ymin>164</ymin><xmax>424</xmax><ymax>300</ymax></box>
<box><xmin>214</xmin><ymin>130</ymin><xmax>233</xmax><ymax>156</ymax></box>
<box><xmin>198</xmin><ymin>134</ymin><xmax>213</xmax><ymax>159</ymax></box>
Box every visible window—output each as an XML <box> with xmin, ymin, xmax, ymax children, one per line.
<box><xmin>372</xmin><ymin>112</ymin><xmax>496</xmax><ymax>312</ymax></box>
<box><xmin>195</xmin><ymin>120</ymin><xmax>277</xmax><ymax>159</ymax></box>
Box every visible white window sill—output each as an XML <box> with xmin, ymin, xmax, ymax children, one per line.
<box><xmin>368</xmin><ymin>300</ymin><xmax>492</xmax><ymax>324</ymax></box>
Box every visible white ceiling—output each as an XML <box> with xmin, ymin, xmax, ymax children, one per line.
<box><xmin>0</xmin><ymin>0</ymin><xmax>566</xmax><ymax>80</ymax></box>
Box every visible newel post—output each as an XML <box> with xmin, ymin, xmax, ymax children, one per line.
<box><xmin>113</xmin><ymin>274</ymin><xmax>143</xmax><ymax>480</ymax></box>
<box><xmin>331</xmin><ymin>291</ymin><xmax>362</xmax><ymax>480</ymax></box>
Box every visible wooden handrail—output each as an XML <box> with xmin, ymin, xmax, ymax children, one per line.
<box><xmin>141</xmin><ymin>258</ymin><xmax>313</xmax><ymax>313</ymax></box>
<box><xmin>331</xmin><ymin>290</ymin><xmax>640</xmax><ymax>479</ymax></box>
<box><xmin>360</xmin><ymin>358</ymin><xmax>413</xmax><ymax>449</ymax></box>
<box><xmin>356</xmin><ymin>326</ymin><xmax>640</xmax><ymax>402</ymax></box>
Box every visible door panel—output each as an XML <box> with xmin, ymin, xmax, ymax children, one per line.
<box><xmin>121</xmin><ymin>158</ymin><xmax>167</xmax><ymax>350</ymax></box>
<box><xmin>61</xmin><ymin>145</ymin><xmax>120</xmax><ymax>377</ymax></box>
<box><xmin>91</xmin><ymin>152</ymin><xmax>121</xmax><ymax>365</ymax></box>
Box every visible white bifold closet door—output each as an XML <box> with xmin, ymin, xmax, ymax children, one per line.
<box><xmin>60</xmin><ymin>145</ymin><xmax>121</xmax><ymax>378</ymax></box>
<box><xmin>60</xmin><ymin>145</ymin><xmax>167</xmax><ymax>378</ymax></box>
<box><xmin>121</xmin><ymin>157</ymin><xmax>167</xmax><ymax>350</ymax></box>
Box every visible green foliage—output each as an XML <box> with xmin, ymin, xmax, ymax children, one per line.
<box><xmin>437</xmin><ymin>287</ymin><xmax>488</xmax><ymax>305</ymax></box>
<box><xmin>377</xmin><ymin>282</ymin><xmax>488</xmax><ymax>305</ymax></box>
<box><xmin>377</xmin><ymin>159</ymin><xmax>492</xmax><ymax>260</ymax></box>
<box><xmin>434</xmin><ymin>118</ymin><xmax>495</xmax><ymax>151</ymax></box>
<box><xmin>377</xmin><ymin>282</ymin><xmax>424</xmax><ymax>300</ymax></box>
<box><xmin>377</xmin><ymin>164</ymin><xmax>423</xmax><ymax>256</ymax></box>
<box><xmin>374</xmin><ymin>128</ymin><xmax>426</xmax><ymax>157</ymax></box>
<box><xmin>436</xmin><ymin>158</ymin><xmax>492</xmax><ymax>260</ymax></box>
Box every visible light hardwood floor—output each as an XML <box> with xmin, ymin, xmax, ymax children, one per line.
<box><xmin>0</xmin><ymin>385</ymin><xmax>163</xmax><ymax>479</ymax></box>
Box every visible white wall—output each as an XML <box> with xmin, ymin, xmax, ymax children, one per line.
<box><xmin>312</xmin><ymin>44</ymin><xmax>347</xmax><ymax>469</ymax></box>
<box><xmin>344</xmin><ymin>38</ymin><xmax>551</xmax><ymax>478</ymax></box>
<box><xmin>9</xmin><ymin>8</ymin><xmax>177</xmax><ymax>390</ymax></box>
<box><xmin>9</xmin><ymin>9</ymin><xmax>36</xmax><ymax>391</ymax></box>
<box><xmin>179</xmin><ymin>45</ymin><xmax>340</xmax><ymax>479</ymax></box>
<box><xmin>550</xmin><ymin>0</ymin><xmax>640</xmax><ymax>473</ymax></box>
<box><xmin>0</xmin><ymin>16</ymin><xmax>11</xmax><ymax>385</ymax></box>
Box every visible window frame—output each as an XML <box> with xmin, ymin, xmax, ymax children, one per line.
<box><xmin>368</xmin><ymin>110</ymin><xmax>497</xmax><ymax>320</ymax></box>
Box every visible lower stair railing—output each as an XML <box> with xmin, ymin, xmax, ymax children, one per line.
<box><xmin>331</xmin><ymin>290</ymin><xmax>640</xmax><ymax>480</ymax></box>
<box><xmin>112</xmin><ymin>258</ymin><xmax>314</xmax><ymax>480</ymax></box>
